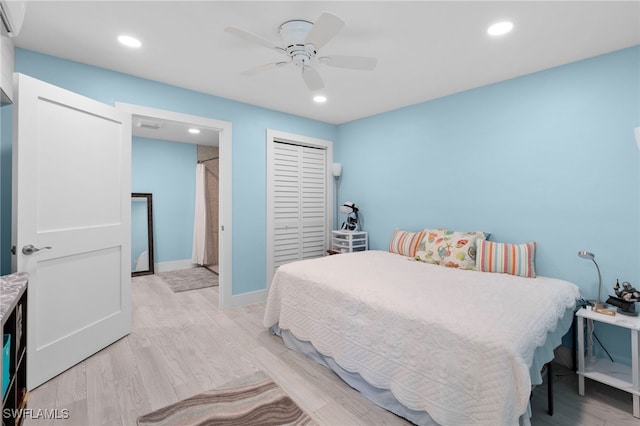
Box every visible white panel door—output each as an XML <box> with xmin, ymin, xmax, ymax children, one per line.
<box><xmin>11</xmin><ymin>73</ymin><xmax>131</xmax><ymax>390</ymax></box>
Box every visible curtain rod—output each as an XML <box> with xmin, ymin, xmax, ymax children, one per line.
<box><xmin>197</xmin><ymin>156</ymin><xmax>219</xmax><ymax>164</ymax></box>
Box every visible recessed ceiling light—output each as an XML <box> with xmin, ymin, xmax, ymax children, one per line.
<box><xmin>188</xmin><ymin>128</ymin><xmax>201</xmax><ymax>134</ymax></box>
<box><xmin>118</xmin><ymin>35</ymin><xmax>142</xmax><ymax>48</ymax></box>
<box><xmin>313</xmin><ymin>95</ymin><xmax>327</xmax><ymax>103</ymax></box>
<box><xmin>487</xmin><ymin>21</ymin><xmax>514</xmax><ymax>36</ymax></box>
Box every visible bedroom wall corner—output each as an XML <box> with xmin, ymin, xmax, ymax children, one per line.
<box><xmin>335</xmin><ymin>45</ymin><xmax>640</xmax><ymax>365</ymax></box>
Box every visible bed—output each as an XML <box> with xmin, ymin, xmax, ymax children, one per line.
<box><xmin>263</xmin><ymin>249</ymin><xmax>580</xmax><ymax>426</ymax></box>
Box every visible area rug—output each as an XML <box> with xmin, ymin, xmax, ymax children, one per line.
<box><xmin>157</xmin><ymin>267</ymin><xmax>218</xmax><ymax>293</ymax></box>
<box><xmin>137</xmin><ymin>370</ymin><xmax>316</xmax><ymax>426</ymax></box>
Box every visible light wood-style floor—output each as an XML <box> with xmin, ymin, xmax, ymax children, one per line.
<box><xmin>24</xmin><ymin>274</ymin><xmax>638</xmax><ymax>426</ymax></box>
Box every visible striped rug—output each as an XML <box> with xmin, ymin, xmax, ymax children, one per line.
<box><xmin>137</xmin><ymin>371</ymin><xmax>316</xmax><ymax>426</ymax></box>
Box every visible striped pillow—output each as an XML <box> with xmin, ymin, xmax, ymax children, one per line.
<box><xmin>476</xmin><ymin>240</ymin><xmax>537</xmax><ymax>278</ymax></box>
<box><xmin>389</xmin><ymin>229</ymin><xmax>426</xmax><ymax>257</ymax></box>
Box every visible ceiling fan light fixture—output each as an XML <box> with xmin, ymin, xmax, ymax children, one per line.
<box><xmin>292</xmin><ymin>52</ymin><xmax>310</xmax><ymax>67</ymax></box>
<box><xmin>313</xmin><ymin>95</ymin><xmax>327</xmax><ymax>103</ymax></box>
<box><xmin>487</xmin><ymin>21</ymin><xmax>514</xmax><ymax>36</ymax></box>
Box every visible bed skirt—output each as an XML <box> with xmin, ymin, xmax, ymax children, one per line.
<box><xmin>269</xmin><ymin>305</ymin><xmax>574</xmax><ymax>426</ymax></box>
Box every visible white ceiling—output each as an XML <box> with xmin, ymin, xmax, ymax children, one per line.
<box><xmin>12</xmin><ymin>1</ymin><xmax>640</xmax><ymax>126</ymax></box>
<box><xmin>132</xmin><ymin>114</ymin><xmax>220</xmax><ymax>145</ymax></box>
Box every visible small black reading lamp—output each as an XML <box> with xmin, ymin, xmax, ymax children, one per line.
<box><xmin>578</xmin><ymin>251</ymin><xmax>614</xmax><ymax>316</ymax></box>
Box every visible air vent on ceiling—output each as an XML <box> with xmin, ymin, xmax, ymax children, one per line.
<box><xmin>136</xmin><ymin>119</ymin><xmax>162</xmax><ymax>130</ymax></box>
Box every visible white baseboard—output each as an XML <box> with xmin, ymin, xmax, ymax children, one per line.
<box><xmin>155</xmin><ymin>259</ymin><xmax>195</xmax><ymax>273</ymax></box>
<box><xmin>224</xmin><ymin>289</ymin><xmax>268</xmax><ymax>309</ymax></box>
<box><xmin>153</xmin><ymin>260</ymin><xmax>267</xmax><ymax>308</ymax></box>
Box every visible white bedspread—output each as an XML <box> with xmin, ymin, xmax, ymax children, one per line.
<box><xmin>263</xmin><ymin>251</ymin><xmax>579</xmax><ymax>426</ymax></box>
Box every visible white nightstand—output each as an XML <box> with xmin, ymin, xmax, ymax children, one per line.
<box><xmin>576</xmin><ymin>306</ymin><xmax>640</xmax><ymax>418</ymax></box>
<box><xmin>331</xmin><ymin>230</ymin><xmax>368</xmax><ymax>254</ymax></box>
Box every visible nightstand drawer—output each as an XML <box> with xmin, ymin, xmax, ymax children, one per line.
<box><xmin>330</xmin><ymin>230</ymin><xmax>368</xmax><ymax>254</ymax></box>
<box><xmin>332</xmin><ymin>239</ymin><xmax>366</xmax><ymax>248</ymax></box>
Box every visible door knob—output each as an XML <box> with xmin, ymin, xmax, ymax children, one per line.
<box><xmin>22</xmin><ymin>244</ymin><xmax>52</xmax><ymax>255</ymax></box>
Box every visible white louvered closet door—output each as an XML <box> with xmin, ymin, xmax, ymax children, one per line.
<box><xmin>272</xmin><ymin>141</ymin><xmax>327</xmax><ymax>271</ymax></box>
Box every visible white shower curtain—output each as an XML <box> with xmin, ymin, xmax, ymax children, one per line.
<box><xmin>191</xmin><ymin>163</ymin><xmax>207</xmax><ymax>265</ymax></box>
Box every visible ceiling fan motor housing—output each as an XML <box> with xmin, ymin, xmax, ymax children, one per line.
<box><xmin>279</xmin><ymin>20</ymin><xmax>316</xmax><ymax>67</ymax></box>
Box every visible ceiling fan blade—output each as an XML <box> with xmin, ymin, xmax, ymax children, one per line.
<box><xmin>240</xmin><ymin>62</ymin><xmax>289</xmax><ymax>76</ymax></box>
<box><xmin>241</xmin><ymin>61</ymin><xmax>289</xmax><ymax>76</ymax></box>
<box><xmin>323</xmin><ymin>55</ymin><xmax>378</xmax><ymax>70</ymax></box>
<box><xmin>302</xmin><ymin>66</ymin><xmax>324</xmax><ymax>91</ymax></box>
<box><xmin>225</xmin><ymin>26</ymin><xmax>284</xmax><ymax>52</ymax></box>
<box><xmin>304</xmin><ymin>12</ymin><xmax>345</xmax><ymax>50</ymax></box>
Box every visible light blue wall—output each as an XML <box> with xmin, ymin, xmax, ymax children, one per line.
<box><xmin>336</xmin><ymin>46</ymin><xmax>640</xmax><ymax>364</ymax></box>
<box><xmin>132</xmin><ymin>136</ymin><xmax>196</xmax><ymax>264</ymax></box>
<box><xmin>2</xmin><ymin>45</ymin><xmax>638</xmax><ymax>366</ymax></box>
<box><xmin>5</xmin><ymin>48</ymin><xmax>337</xmax><ymax>294</ymax></box>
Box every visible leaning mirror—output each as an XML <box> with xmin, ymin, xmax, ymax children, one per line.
<box><xmin>131</xmin><ymin>193</ymin><xmax>154</xmax><ymax>276</ymax></box>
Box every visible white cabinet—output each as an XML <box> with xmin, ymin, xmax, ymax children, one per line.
<box><xmin>331</xmin><ymin>230</ymin><xmax>368</xmax><ymax>253</ymax></box>
<box><xmin>576</xmin><ymin>306</ymin><xmax>640</xmax><ymax>418</ymax></box>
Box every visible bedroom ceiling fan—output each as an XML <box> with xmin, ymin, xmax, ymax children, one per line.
<box><xmin>225</xmin><ymin>12</ymin><xmax>377</xmax><ymax>91</ymax></box>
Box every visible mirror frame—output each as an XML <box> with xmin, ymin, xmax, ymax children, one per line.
<box><xmin>131</xmin><ymin>192</ymin><xmax>155</xmax><ymax>277</ymax></box>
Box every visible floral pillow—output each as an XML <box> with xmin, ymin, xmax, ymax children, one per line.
<box><xmin>416</xmin><ymin>229</ymin><xmax>488</xmax><ymax>270</ymax></box>
<box><xmin>415</xmin><ymin>229</ymin><xmax>447</xmax><ymax>265</ymax></box>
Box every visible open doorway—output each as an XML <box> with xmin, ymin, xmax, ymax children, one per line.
<box><xmin>116</xmin><ymin>102</ymin><xmax>233</xmax><ymax>309</ymax></box>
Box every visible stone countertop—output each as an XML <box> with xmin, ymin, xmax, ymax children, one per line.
<box><xmin>1</xmin><ymin>272</ymin><xmax>28</xmax><ymax>324</ymax></box>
